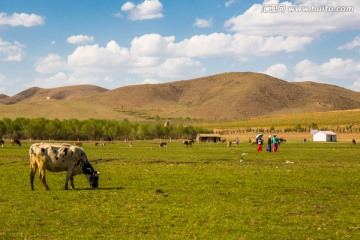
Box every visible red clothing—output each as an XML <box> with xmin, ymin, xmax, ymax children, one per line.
<box><xmin>273</xmin><ymin>143</ymin><xmax>278</xmax><ymax>152</ymax></box>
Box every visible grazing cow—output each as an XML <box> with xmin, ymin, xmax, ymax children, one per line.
<box><xmin>29</xmin><ymin>143</ymin><xmax>99</xmax><ymax>190</ymax></box>
<box><xmin>95</xmin><ymin>142</ymin><xmax>106</xmax><ymax>147</ymax></box>
<box><xmin>0</xmin><ymin>139</ymin><xmax>4</xmax><ymax>147</ymax></box>
<box><xmin>159</xmin><ymin>142</ymin><xmax>167</xmax><ymax>148</ymax></box>
<box><xmin>352</xmin><ymin>139</ymin><xmax>357</xmax><ymax>144</ymax></box>
<box><xmin>183</xmin><ymin>139</ymin><xmax>194</xmax><ymax>147</ymax></box>
<box><xmin>13</xmin><ymin>139</ymin><xmax>21</xmax><ymax>146</ymax></box>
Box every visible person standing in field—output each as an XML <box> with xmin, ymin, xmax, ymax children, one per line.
<box><xmin>256</xmin><ymin>137</ymin><xmax>263</xmax><ymax>152</ymax></box>
<box><xmin>235</xmin><ymin>137</ymin><xmax>239</xmax><ymax>146</ymax></box>
<box><xmin>272</xmin><ymin>134</ymin><xmax>278</xmax><ymax>152</ymax></box>
<box><xmin>267</xmin><ymin>135</ymin><xmax>272</xmax><ymax>152</ymax></box>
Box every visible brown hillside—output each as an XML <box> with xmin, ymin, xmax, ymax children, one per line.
<box><xmin>0</xmin><ymin>85</ymin><xmax>108</xmax><ymax>105</ymax></box>
<box><xmin>87</xmin><ymin>72</ymin><xmax>360</xmax><ymax>120</ymax></box>
<box><xmin>1</xmin><ymin>72</ymin><xmax>360</xmax><ymax>120</ymax></box>
<box><xmin>0</xmin><ymin>94</ymin><xmax>9</xmax><ymax>99</ymax></box>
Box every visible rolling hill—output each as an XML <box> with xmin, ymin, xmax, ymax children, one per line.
<box><xmin>1</xmin><ymin>72</ymin><xmax>360</xmax><ymax>121</ymax></box>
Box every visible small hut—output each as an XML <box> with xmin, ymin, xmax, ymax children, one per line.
<box><xmin>313</xmin><ymin>131</ymin><xmax>337</xmax><ymax>142</ymax></box>
<box><xmin>196</xmin><ymin>134</ymin><xmax>221</xmax><ymax>143</ymax></box>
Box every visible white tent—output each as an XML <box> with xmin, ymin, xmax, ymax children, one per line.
<box><xmin>313</xmin><ymin>131</ymin><xmax>337</xmax><ymax>142</ymax></box>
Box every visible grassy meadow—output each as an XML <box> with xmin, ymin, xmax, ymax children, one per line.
<box><xmin>0</xmin><ymin>137</ymin><xmax>360</xmax><ymax>239</ymax></box>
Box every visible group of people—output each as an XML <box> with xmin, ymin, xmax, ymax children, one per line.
<box><xmin>256</xmin><ymin>134</ymin><xmax>280</xmax><ymax>152</ymax></box>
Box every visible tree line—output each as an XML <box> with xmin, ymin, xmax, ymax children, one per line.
<box><xmin>0</xmin><ymin>118</ymin><xmax>212</xmax><ymax>141</ymax></box>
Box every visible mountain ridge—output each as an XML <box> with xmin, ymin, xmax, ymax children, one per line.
<box><xmin>1</xmin><ymin>72</ymin><xmax>359</xmax><ymax>120</ymax></box>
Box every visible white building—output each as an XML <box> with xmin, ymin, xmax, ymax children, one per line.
<box><xmin>313</xmin><ymin>131</ymin><xmax>337</xmax><ymax>142</ymax></box>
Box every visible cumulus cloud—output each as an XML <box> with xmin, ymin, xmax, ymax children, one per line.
<box><xmin>130</xmin><ymin>57</ymin><xmax>205</xmax><ymax>79</ymax></box>
<box><xmin>35</xmin><ymin>54</ymin><xmax>68</xmax><ymax>73</ymax></box>
<box><xmin>0</xmin><ymin>12</ymin><xmax>44</xmax><ymax>27</ymax></box>
<box><xmin>120</xmin><ymin>0</ymin><xmax>163</xmax><ymax>20</ymax></box>
<box><xmin>224</xmin><ymin>0</ymin><xmax>360</xmax><ymax>37</ymax></box>
<box><xmin>176</xmin><ymin>33</ymin><xmax>311</xmax><ymax>59</ymax></box>
<box><xmin>67</xmin><ymin>35</ymin><xmax>94</xmax><ymax>45</ymax></box>
<box><xmin>142</xmin><ymin>78</ymin><xmax>160</xmax><ymax>84</ymax></box>
<box><xmin>225</xmin><ymin>0</ymin><xmax>239</xmax><ymax>7</ymax></box>
<box><xmin>338</xmin><ymin>36</ymin><xmax>360</xmax><ymax>50</ymax></box>
<box><xmin>350</xmin><ymin>79</ymin><xmax>360</xmax><ymax>91</ymax></box>
<box><xmin>33</xmin><ymin>32</ymin><xmax>314</xmax><ymax>89</ymax></box>
<box><xmin>193</xmin><ymin>18</ymin><xmax>212</xmax><ymax>28</ymax></box>
<box><xmin>263</xmin><ymin>64</ymin><xmax>288</xmax><ymax>79</ymax></box>
<box><xmin>121</xmin><ymin>2</ymin><xmax>136</xmax><ymax>11</ymax></box>
<box><xmin>0</xmin><ymin>38</ymin><xmax>26</xmax><ymax>61</ymax></box>
<box><xmin>0</xmin><ymin>74</ymin><xmax>5</xmax><ymax>93</ymax></box>
<box><xmin>130</xmin><ymin>33</ymin><xmax>311</xmax><ymax>60</ymax></box>
<box><xmin>67</xmin><ymin>41</ymin><xmax>130</xmax><ymax>72</ymax></box>
<box><xmin>294</xmin><ymin>58</ymin><xmax>360</xmax><ymax>89</ymax></box>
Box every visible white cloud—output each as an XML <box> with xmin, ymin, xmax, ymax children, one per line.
<box><xmin>120</xmin><ymin>0</ymin><xmax>163</xmax><ymax>21</ymax></box>
<box><xmin>0</xmin><ymin>12</ymin><xmax>44</xmax><ymax>27</ymax></box>
<box><xmin>130</xmin><ymin>34</ymin><xmax>174</xmax><ymax>57</ymax></box>
<box><xmin>350</xmin><ymin>79</ymin><xmax>360</xmax><ymax>91</ymax></box>
<box><xmin>142</xmin><ymin>78</ymin><xmax>160</xmax><ymax>84</ymax></box>
<box><xmin>175</xmin><ymin>33</ymin><xmax>312</xmax><ymax>59</ymax></box>
<box><xmin>225</xmin><ymin>0</ymin><xmax>239</xmax><ymax>7</ymax></box>
<box><xmin>263</xmin><ymin>64</ymin><xmax>288</xmax><ymax>79</ymax></box>
<box><xmin>68</xmin><ymin>40</ymin><xmax>130</xmax><ymax>70</ymax></box>
<box><xmin>130</xmin><ymin>57</ymin><xmax>205</xmax><ymax>79</ymax></box>
<box><xmin>0</xmin><ymin>38</ymin><xmax>26</xmax><ymax>61</ymax></box>
<box><xmin>193</xmin><ymin>18</ymin><xmax>212</xmax><ymax>28</ymax></box>
<box><xmin>121</xmin><ymin>2</ymin><xmax>136</xmax><ymax>11</ymax></box>
<box><xmin>67</xmin><ymin>35</ymin><xmax>94</xmax><ymax>45</ymax></box>
<box><xmin>130</xmin><ymin>33</ymin><xmax>311</xmax><ymax>60</ymax></box>
<box><xmin>29</xmin><ymin>72</ymin><xmax>115</xmax><ymax>89</ymax></box>
<box><xmin>294</xmin><ymin>58</ymin><xmax>360</xmax><ymax>89</ymax></box>
<box><xmin>338</xmin><ymin>36</ymin><xmax>360</xmax><ymax>50</ymax></box>
<box><xmin>0</xmin><ymin>74</ymin><xmax>5</xmax><ymax>94</ymax></box>
<box><xmin>32</xmin><ymin>32</ymin><xmax>313</xmax><ymax>89</ymax></box>
<box><xmin>224</xmin><ymin>0</ymin><xmax>360</xmax><ymax>37</ymax></box>
<box><xmin>35</xmin><ymin>54</ymin><xmax>68</xmax><ymax>73</ymax></box>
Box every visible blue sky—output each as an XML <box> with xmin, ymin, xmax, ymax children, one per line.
<box><xmin>0</xmin><ymin>0</ymin><xmax>359</xmax><ymax>96</ymax></box>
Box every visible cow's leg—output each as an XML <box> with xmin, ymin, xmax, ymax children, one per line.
<box><xmin>37</xmin><ymin>161</ymin><xmax>50</xmax><ymax>190</ymax></box>
<box><xmin>30</xmin><ymin>159</ymin><xmax>38</xmax><ymax>190</ymax></box>
<box><xmin>65</xmin><ymin>171</ymin><xmax>73</xmax><ymax>190</ymax></box>
<box><xmin>70</xmin><ymin>176</ymin><xmax>75</xmax><ymax>189</ymax></box>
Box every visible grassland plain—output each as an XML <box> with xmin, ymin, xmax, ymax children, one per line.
<box><xmin>0</xmin><ymin>138</ymin><xmax>360</xmax><ymax>239</ymax></box>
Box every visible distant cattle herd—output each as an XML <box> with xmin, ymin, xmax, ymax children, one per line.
<box><xmin>0</xmin><ymin>139</ymin><xmax>21</xmax><ymax>147</ymax></box>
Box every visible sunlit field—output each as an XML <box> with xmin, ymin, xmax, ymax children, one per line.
<box><xmin>1</xmin><ymin>137</ymin><xmax>360</xmax><ymax>239</ymax></box>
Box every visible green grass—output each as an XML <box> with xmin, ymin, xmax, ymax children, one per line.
<box><xmin>1</xmin><ymin>140</ymin><xmax>360</xmax><ymax>239</ymax></box>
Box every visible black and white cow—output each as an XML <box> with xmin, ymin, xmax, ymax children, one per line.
<box><xmin>13</xmin><ymin>139</ymin><xmax>21</xmax><ymax>146</ymax></box>
<box><xmin>29</xmin><ymin>143</ymin><xmax>99</xmax><ymax>190</ymax></box>
<box><xmin>183</xmin><ymin>139</ymin><xmax>194</xmax><ymax>147</ymax></box>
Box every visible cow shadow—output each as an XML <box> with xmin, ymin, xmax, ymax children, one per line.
<box><xmin>71</xmin><ymin>186</ymin><xmax>125</xmax><ymax>191</ymax></box>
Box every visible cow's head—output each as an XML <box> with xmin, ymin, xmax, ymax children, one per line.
<box><xmin>81</xmin><ymin>161</ymin><xmax>100</xmax><ymax>189</ymax></box>
<box><xmin>86</xmin><ymin>170</ymin><xmax>100</xmax><ymax>189</ymax></box>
